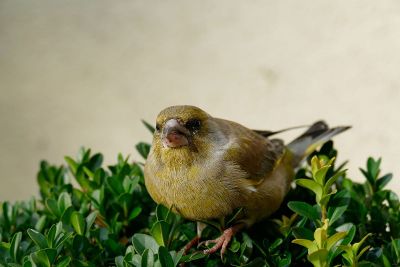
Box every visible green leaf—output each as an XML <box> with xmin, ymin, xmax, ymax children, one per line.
<box><xmin>356</xmin><ymin>245</ymin><xmax>371</xmax><ymax>261</ymax></box>
<box><xmin>74</xmin><ymin>171</ymin><xmax>92</xmax><ymax>193</ymax></box>
<box><xmin>23</xmin><ymin>260</ymin><xmax>34</xmax><ymax>267</ymax></box>
<box><xmin>64</xmin><ymin>156</ymin><xmax>78</xmax><ymax>174</ymax></box>
<box><xmin>131</xmin><ymin>254</ymin><xmax>142</xmax><ymax>266</ymax></box>
<box><xmin>329</xmin><ymin>189</ymin><xmax>350</xmax><ymax>208</ymax></box>
<box><xmin>61</xmin><ymin>206</ymin><xmax>75</xmax><ymax>226</ymax></box>
<box><xmin>315</xmin><ymin>166</ymin><xmax>331</xmax><ymax>185</ymax></box>
<box><xmin>118</xmin><ymin>193</ymin><xmax>132</xmax><ymax>217</ymax></box>
<box><xmin>314</xmin><ymin>228</ymin><xmax>326</xmax><ymax>250</ymax></box>
<box><xmin>45</xmin><ymin>198</ymin><xmax>60</xmax><ymax>218</ymax></box>
<box><xmin>128</xmin><ymin>206</ymin><xmax>142</xmax><ymax>221</ymax></box>
<box><xmin>142</xmin><ymin>119</ymin><xmax>156</xmax><ymax>133</ymax></box>
<box><xmin>336</xmin><ymin>223</ymin><xmax>356</xmax><ymax>245</ymax></box>
<box><xmin>180</xmin><ymin>252</ymin><xmax>207</xmax><ymax>263</ymax></box>
<box><xmin>35</xmin><ymin>215</ymin><xmax>47</xmax><ymax>232</ymax></box>
<box><xmin>278</xmin><ymin>257</ymin><xmax>291</xmax><ymax>267</ymax></box>
<box><xmin>106</xmin><ymin>176</ymin><xmax>124</xmax><ymax>196</ymax></box>
<box><xmin>170</xmin><ymin>250</ymin><xmax>183</xmax><ymax>267</ymax></box>
<box><xmin>390</xmin><ymin>239</ymin><xmax>400</xmax><ymax>261</ymax></box>
<box><xmin>324</xmin><ymin>170</ymin><xmax>346</xmax><ymax>193</ymax></box>
<box><xmin>57</xmin><ymin>192</ymin><xmax>72</xmax><ymax>214</ymax></box>
<box><xmin>229</xmin><ymin>238</ymin><xmax>241</xmax><ymax>253</ymax></box>
<box><xmin>10</xmin><ymin>232</ymin><xmax>22</xmax><ymax>262</ymax></box>
<box><xmin>353</xmin><ymin>233</ymin><xmax>372</xmax><ymax>254</ymax></box>
<box><xmin>88</xmin><ymin>153</ymin><xmax>103</xmax><ymax>171</ymax></box>
<box><xmin>55</xmin><ymin>256</ymin><xmax>71</xmax><ymax>267</ymax></box>
<box><xmin>288</xmin><ymin>201</ymin><xmax>320</xmax><ymax>221</ymax></box>
<box><xmin>296</xmin><ymin>179</ymin><xmax>323</xmax><ymax>200</ymax></box>
<box><xmin>93</xmin><ymin>168</ymin><xmax>106</xmax><ymax>186</ymax></box>
<box><xmin>158</xmin><ymin>246</ymin><xmax>174</xmax><ymax>267</ymax></box>
<box><xmin>377</xmin><ymin>173</ymin><xmax>392</xmax><ymax>190</ymax></box>
<box><xmin>141</xmin><ymin>249</ymin><xmax>155</xmax><ymax>267</ymax></box>
<box><xmin>292</xmin><ymin>227</ymin><xmax>314</xmax><ymax>241</ymax></box>
<box><xmin>31</xmin><ymin>248</ymin><xmax>57</xmax><ymax>267</ymax></box>
<box><xmin>311</xmin><ymin>156</ymin><xmax>321</xmax><ymax>177</ymax></box>
<box><xmin>226</xmin><ymin>207</ymin><xmax>244</xmax><ymax>226</ymax></box>
<box><xmin>0</xmin><ymin>241</ymin><xmax>11</xmax><ymax>250</ymax></box>
<box><xmin>79</xmin><ymin>147</ymin><xmax>91</xmax><ymax>162</ymax></box>
<box><xmin>367</xmin><ymin>157</ymin><xmax>381</xmax><ymax>180</ymax></box>
<box><xmin>326</xmin><ymin>231</ymin><xmax>347</xmax><ymax>250</ymax></box>
<box><xmin>292</xmin><ymin>239</ymin><xmax>317</xmax><ymax>251</ymax></box>
<box><xmin>72</xmin><ymin>234</ymin><xmax>89</xmax><ymax>254</ymax></box>
<box><xmin>269</xmin><ymin>238</ymin><xmax>283</xmax><ymax>251</ymax></box>
<box><xmin>90</xmin><ymin>188</ymin><xmax>104</xmax><ymax>209</ymax></box>
<box><xmin>123</xmin><ymin>176</ymin><xmax>140</xmax><ymax>194</ymax></box>
<box><xmin>360</xmin><ymin>168</ymin><xmax>373</xmax><ymax>187</ymax></box>
<box><xmin>241</xmin><ymin>232</ymin><xmax>254</xmax><ymax>259</ymax></box>
<box><xmin>136</xmin><ymin>142</ymin><xmax>151</xmax><ymax>159</ymax></box>
<box><xmin>70</xmin><ymin>211</ymin><xmax>86</xmax><ymax>235</ymax></box>
<box><xmin>156</xmin><ymin>205</ymin><xmax>173</xmax><ymax>224</ymax></box>
<box><xmin>151</xmin><ymin>220</ymin><xmax>170</xmax><ymax>246</ymax></box>
<box><xmin>307</xmin><ymin>249</ymin><xmax>328</xmax><ymax>266</ymax></box>
<box><xmin>85</xmin><ymin>211</ymin><xmax>98</xmax><ymax>235</ymax></box>
<box><xmin>27</xmin><ymin>229</ymin><xmax>48</xmax><ymax>249</ymax></box>
<box><xmin>46</xmin><ymin>223</ymin><xmax>58</xmax><ymax>249</ymax></box>
<box><xmin>83</xmin><ymin>166</ymin><xmax>94</xmax><ymax>179</ymax></box>
<box><xmin>328</xmin><ymin>206</ymin><xmax>347</xmax><ymax>225</ymax></box>
<box><xmin>319</xmin><ymin>190</ymin><xmax>337</xmax><ymax>207</ymax></box>
<box><xmin>115</xmin><ymin>256</ymin><xmax>124</xmax><ymax>267</ymax></box>
<box><xmin>54</xmin><ymin>232</ymin><xmax>73</xmax><ymax>251</ymax></box>
<box><xmin>132</xmin><ymin>234</ymin><xmax>160</xmax><ymax>255</ymax></box>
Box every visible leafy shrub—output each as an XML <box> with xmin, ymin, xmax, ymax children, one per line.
<box><xmin>0</xmin><ymin>127</ymin><xmax>399</xmax><ymax>266</ymax></box>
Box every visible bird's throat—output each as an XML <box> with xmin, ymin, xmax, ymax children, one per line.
<box><xmin>161</xmin><ymin>146</ymin><xmax>195</xmax><ymax>167</ymax></box>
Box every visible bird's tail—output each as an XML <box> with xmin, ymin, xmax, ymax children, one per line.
<box><xmin>287</xmin><ymin>121</ymin><xmax>351</xmax><ymax>167</ymax></box>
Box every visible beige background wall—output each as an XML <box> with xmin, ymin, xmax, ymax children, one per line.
<box><xmin>1</xmin><ymin>1</ymin><xmax>399</xmax><ymax>201</ymax></box>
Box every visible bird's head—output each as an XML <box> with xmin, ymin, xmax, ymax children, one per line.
<box><xmin>149</xmin><ymin>105</ymin><xmax>213</xmax><ymax>165</ymax></box>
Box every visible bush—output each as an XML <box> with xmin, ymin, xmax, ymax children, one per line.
<box><xmin>0</xmin><ymin>128</ymin><xmax>399</xmax><ymax>266</ymax></box>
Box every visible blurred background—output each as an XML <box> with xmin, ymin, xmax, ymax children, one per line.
<box><xmin>1</xmin><ymin>1</ymin><xmax>399</xmax><ymax>201</ymax></box>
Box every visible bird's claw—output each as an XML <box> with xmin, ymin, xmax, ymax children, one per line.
<box><xmin>183</xmin><ymin>236</ymin><xmax>200</xmax><ymax>255</ymax></box>
<box><xmin>200</xmin><ymin>227</ymin><xmax>235</xmax><ymax>259</ymax></box>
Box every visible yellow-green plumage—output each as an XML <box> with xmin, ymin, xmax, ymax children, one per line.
<box><xmin>144</xmin><ymin>106</ymin><xmax>294</xmax><ymax>226</ymax></box>
<box><xmin>144</xmin><ymin>105</ymin><xmax>350</xmax><ymax>254</ymax></box>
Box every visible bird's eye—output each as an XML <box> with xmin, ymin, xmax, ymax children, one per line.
<box><xmin>155</xmin><ymin>123</ymin><xmax>161</xmax><ymax>132</ymax></box>
<box><xmin>185</xmin><ymin>119</ymin><xmax>201</xmax><ymax>132</ymax></box>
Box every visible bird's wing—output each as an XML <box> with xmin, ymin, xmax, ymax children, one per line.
<box><xmin>216</xmin><ymin>119</ymin><xmax>286</xmax><ymax>181</ymax></box>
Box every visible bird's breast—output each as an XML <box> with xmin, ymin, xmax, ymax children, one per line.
<box><xmin>145</xmin><ymin>159</ymin><xmax>245</xmax><ymax>221</ymax></box>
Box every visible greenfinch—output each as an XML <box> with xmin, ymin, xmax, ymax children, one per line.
<box><xmin>144</xmin><ymin>105</ymin><xmax>350</xmax><ymax>256</ymax></box>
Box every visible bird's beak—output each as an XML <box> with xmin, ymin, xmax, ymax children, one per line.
<box><xmin>162</xmin><ymin>119</ymin><xmax>190</xmax><ymax>148</ymax></box>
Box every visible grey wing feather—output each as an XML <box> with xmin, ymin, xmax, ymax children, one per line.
<box><xmin>288</xmin><ymin>121</ymin><xmax>351</xmax><ymax>166</ymax></box>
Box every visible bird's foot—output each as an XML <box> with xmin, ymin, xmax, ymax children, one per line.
<box><xmin>200</xmin><ymin>224</ymin><xmax>243</xmax><ymax>259</ymax></box>
<box><xmin>183</xmin><ymin>236</ymin><xmax>200</xmax><ymax>255</ymax></box>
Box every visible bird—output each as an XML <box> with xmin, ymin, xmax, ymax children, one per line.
<box><xmin>144</xmin><ymin>105</ymin><xmax>350</xmax><ymax>256</ymax></box>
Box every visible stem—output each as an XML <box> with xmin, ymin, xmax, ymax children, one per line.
<box><xmin>321</xmin><ymin>205</ymin><xmax>327</xmax><ymax>221</ymax></box>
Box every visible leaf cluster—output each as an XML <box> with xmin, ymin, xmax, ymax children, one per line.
<box><xmin>0</xmin><ymin>132</ymin><xmax>398</xmax><ymax>266</ymax></box>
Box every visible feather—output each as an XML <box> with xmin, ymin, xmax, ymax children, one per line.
<box><xmin>215</xmin><ymin>118</ymin><xmax>285</xmax><ymax>181</ymax></box>
<box><xmin>288</xmin><ymin>121</ymin><xmax>351</xmax><ymax>165</ymax></box>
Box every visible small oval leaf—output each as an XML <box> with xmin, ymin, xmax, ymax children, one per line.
<box><xmin>158</xmin><ymin>246</ymin><xmax>174</xmax><ymax>267</ymax></box>
<box><xmin>10</xmin><ymin>232</ymin><xmax>22</xmax><ymax>262</ymax></box>
<box><xmin>70</xmin><ymin>211</ymin><xmax>86</xmax><ymax>235</ymax></box>
<box><xmin>27</xmin><ymin>229</ymin><xmax>48</xmax><ymax>249</ymax></box>
<box><xmin>288</xmin><ymin>201</ymin><xmax>320</xmax><ymax>221</ymax></box>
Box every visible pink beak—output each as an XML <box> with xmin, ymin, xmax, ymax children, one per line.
<box><xmin>162</xmin><ymin>119</ymin><xmax>190</xmax><ymax>148</ymax></box>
